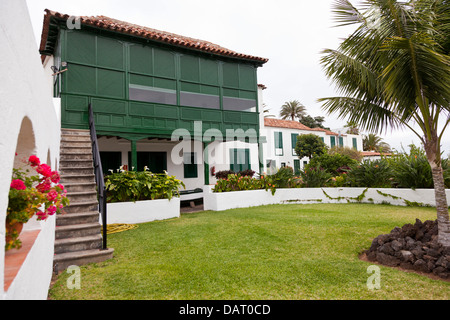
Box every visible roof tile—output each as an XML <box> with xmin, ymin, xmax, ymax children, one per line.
<box><xmin>40</xmin><ymin>9</ymin><xmax>269</xmax><ymax>64</ymax></box>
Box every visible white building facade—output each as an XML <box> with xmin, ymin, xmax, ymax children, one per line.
<box><xmin>260</xmin><ymin>117</ymin><xmax>364</xmax><ymax>175</ymax></box>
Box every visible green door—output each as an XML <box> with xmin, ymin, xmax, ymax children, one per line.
<box><xmin>294</xmin><ymin>159</ymin><xmax>300</xmax><ymax>175</ymax></box>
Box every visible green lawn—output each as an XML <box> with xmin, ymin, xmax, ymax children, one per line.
<box><xmin>48</xmin><ymin>203</ymin><xmax>450</xmax><ymax>300</ymax></box>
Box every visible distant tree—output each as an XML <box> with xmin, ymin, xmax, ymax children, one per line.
<box><xmin>344</xmin><ymin>121</ymin><xmax>360</xmax><ymax>135</ymax></box>
<box><xmin>299</xmin><ymin>115</ymin><xmax>329</xmax><ymax>129</ymax></box>
<box><xmin>328</xmin><ymin>146</ymin><xmax>362</xmax><ymax>162</ymax></box>
<box><xmin>280</xmin><ymin>100</ymin><xmax>306</xmax><ymax>121</ymax></box>
<box><xmin>363</xmin><ymin>134</ymin><xmax>391</xmax><ymax>153</ymax></box>
<box><xmin>295</xmin><ymin>134</ymin><xmax>327</xmax><ymax>159</ymax></box>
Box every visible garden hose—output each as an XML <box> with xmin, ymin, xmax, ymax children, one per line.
<box><xmin>103</xmin><ymin>223</ymin><xmax>138</xmax><ymax>234</ymax></box>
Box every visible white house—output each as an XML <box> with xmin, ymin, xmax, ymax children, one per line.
<box><xmin>260</xmin><ymin>117</ymin><xmax>364</xmax><ymax>174</ymax></box>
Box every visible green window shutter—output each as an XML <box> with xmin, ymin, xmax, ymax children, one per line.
<box><xmin>275</xmin><ymin>132</ymin><xmax>283</xmax><ymax>156</ymax></box>
<box><xmin>184</xmin><ymin>153</ymin><xmax>198</xmax><ymax>178</ymax></box>
<box><xmin>330</xmin><ymin>136</ymin><xmax>336</xmax><ymax>148</ymax></box>
<box><xmin>230</xmin><ymin>149</ymin><xmax>250</xmax><ymax>172</ymax></box>
<box><xmin>352</xmin><ymin>138</ymin><xmax>358</xmax><ymax>150</ymax></box>
<box><xmin>321</xmin><ymin>137</ymin><xmax>325</xmax><ymax>143</ymax></box>
<box><xmin>244</xmin><ymin>149</ymin><xmax>250</xmax><ymax>171</ymax></box>
<box><xmin>291</xmin><ymin>134</ymin><xmax>298</xmax><ymax>155</ymax></box>
<box><xmin>339</xmin><ymin>136</ymin><xmax>344</xmax><ymax>147</ymax></box>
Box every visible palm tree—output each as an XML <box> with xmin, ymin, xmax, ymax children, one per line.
<box><xmin>319</xmin><ymin>0</ymin><xmax>450</xmax><ymax>246</ymax></box>
<box><xmin>262</xmin><ymin>103</ymin><xmax>275</xmax><ymax>118</ymax></box>
<box><xmin>280</xmin><ymin>100</ymin><xmax>307</xmax><ymax>121</ymax></box>
<box><xmin>363</xmin><ymin>133</ymin><xmax>391</xmax><ymax>153</ymax></box>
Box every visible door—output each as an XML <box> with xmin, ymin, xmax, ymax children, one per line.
<box><xmin>128</xmin><ymin>152</ymin><xmax>167</xmax><ymax>173</ymax></box>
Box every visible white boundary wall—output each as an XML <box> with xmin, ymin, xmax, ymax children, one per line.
<box><xmin>204</xmin><ymin>187</ymin><xmax>450</xmax><ymax>211</ymax></box>
<box><xmin>106</xmin><ymin>198</ymin><xmax>180</xmax><ymax>224</ymax></box>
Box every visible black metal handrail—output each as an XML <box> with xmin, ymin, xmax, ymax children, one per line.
<box><xmin>88</xmin><ymin>103</ymin><xmax>108</xmax><ymax>250</ymax></box>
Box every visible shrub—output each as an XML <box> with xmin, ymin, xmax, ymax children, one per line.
<box><xmin>105</xmin><ymin>170</ymin><xmax>185</xmax><ymax>203</ymax></box>
<box><xmin>388</xmin><ymin>145</ymin><xmax>433</xmax><ymax>189</ymax></box>
<box><xmin>215</xmin><ymin>169</ymin><xmax>255</xmax><ymax>180</ymax></box>
<box><xmin>212</xmin><ymin>174</ymin><xmax>266</xmax><ymax>193</ymax></box>
<box><xmin>264</xmin><ymin>166</ymin><xmax>302</xmax><ymax>189</ymax></box>
<box><xmin>308</xmin><ymin>152</ymin><xmax>358</xmax><ymax>175</ymax></box>
<box><xmin>328</xmin><ymin>146</ymin><xmax>363</xmax><ymax>162</ymax></box>
<box><xmin>300</xmin><ymin>164</ymin><xmax>332</xmax><ymax>187</ymax></box>
<box><xmin>346</xmin><ymin>159</ymin><xmax>392</xmax><ymax>188</ymax></box>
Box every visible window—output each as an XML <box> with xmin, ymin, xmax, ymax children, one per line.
<box><xmin>129</xmin><ymin>84</ymin><xmax>176</xmax><ymax>105</ymax></box>
<box><xmin>330</xmin><ymin>136</ymin><xmax>336</xmax><ymax>148</ymax></box>
<box><xmin>184</xmin><ymin>153</ymin><xmax>198</xmax><ymax>178</ymax></box>
<box><xmin>291</xmin><ymin>133</ymin><xmax>298</xmax><ymax>156</ymax></box>
<box><xmin>274</xmin><ymin>132</ymin><xmax>283</xmax><ymax>156</ymax></box>
<box><xmin>352</xmin><ymin>137</ymin><xmax>358</xmax><ymax>150</ymax></box>
<box><xmin>339</xmin><ymin>136</ymin><xmax>344</xmax><ymax>147</ymax></box>
<box><xmin>230</xmin><ymin>148</ymin><xmax>250</xmax><ymax>172</ymax></box>
<box><xmin>222</xmin><ymin>96</ymin><xmax>256</xmax><ymax>112</ymax></box>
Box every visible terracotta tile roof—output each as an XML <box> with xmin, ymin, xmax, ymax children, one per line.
<box><xmin>264</xmin><ymin>118</ymin><xmax>340</xmax><ymax>136</ymax></box>
<box><xmin>39</xmin><ymin>9</ymin><xmax>269</xmax><ymax>65</ymax></box>
<box><xmin>361</xmin><ymin>151</ymin><xmax>392</xmax><ymax>156</ymax></box>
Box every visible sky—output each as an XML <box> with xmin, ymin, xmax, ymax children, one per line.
<box><xmin>24</xmin><ymin>0</ymin><xmax>449</xmax><ymax>155</ymax></box>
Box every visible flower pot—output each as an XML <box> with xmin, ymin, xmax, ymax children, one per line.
<box><xmin>5</xmin><ymin>221</ymin><xmax>24</xmax><ymax>250</ymax></box>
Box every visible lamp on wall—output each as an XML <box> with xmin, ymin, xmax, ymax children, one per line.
<box><xmin>51</xmin><ymin>62</ymin><xmax>68</xmax><ymax>76</ymax></box>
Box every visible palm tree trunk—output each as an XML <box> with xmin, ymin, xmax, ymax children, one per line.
<box><xmin>424</xmin><ymin>138</ymin><xmax>450</xmax><ymax>247</ymax></box>
<box><xmin>431</xmin><ymin>165</ymin><xmax>450</xmax><ymax>247</ymax></box>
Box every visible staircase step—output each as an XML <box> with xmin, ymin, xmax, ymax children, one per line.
<box><xmin>64</xmin><ymin>200</ymin><xmax>99</xmax><ymax>214</ymax></box>
<box><xmin>60</xmin><ymin>174</ymin><xmax>96</xmax><ymax>184</ymax></box>
<box><xmin>55</xmin><ymin>222</ymin><xmax>102</xmax><ymax>239</ymax></box>
<box><xmin>63</xmin><ymin>182</ymin><xmax>97</xmax><ymax>193</ymax></box>
<box><xmin>61</xmin><ymin>128</ymin><xmax>91</xmax><ymax>136</ymax></box>
<box><xmin>54</xmin><ymin>234</ymin><xmax>103</xmax><ymax>254</ymax></box>
<box><xmin>61</xmin><ymin>134</ymin><xmax>91</xmax><ymax>142</ymax></box>
<box><xmin>61</xmin><ymin>141</ymin><xmax>92</xmax><ymax>148</ymax></box>
<box><xmin>53</xmin><ymin>248</ymin><xmax>114</xmax><ymax>273</ymax></box>
<box><xmin>60</xmin><ymin>167</ymin><xmax>95</xmax><ymax>175</ymax></box>
<box><xmin>56</xmin><ymin>212</ymin><xmax>100</xmax><ymax>226</ymax></box>
<box><xmin>60</xmin><ymin>159</ymin><xmax>94</xmax><ymax>168</ymax></box>
<box><xmin>60</xmin><ymin>152</ymin><xmax>93</xmax><ymax>161</ymax></box>
<box><xmin>67</xmin><ymin>191</ymin><xmax>98</xmax><ymax>203</ymax></box>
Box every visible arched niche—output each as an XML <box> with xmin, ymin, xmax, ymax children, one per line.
<box><xmin>14</xmin><ymin>117</ymin><xmax>36</xmax><ymax>168</ymax></box>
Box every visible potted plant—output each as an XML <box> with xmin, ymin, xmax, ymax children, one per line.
<box><xmin>6</xmin><ymin>155</ymin><xmax>69</xmax><ymax>251</ymax></box>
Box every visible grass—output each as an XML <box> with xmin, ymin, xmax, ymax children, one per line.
<box><xmin>48</xmin><ymin>203</ymin><xmax>450</xmax><ymax>300</ymax></box>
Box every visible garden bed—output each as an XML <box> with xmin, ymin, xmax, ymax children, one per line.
<box><xmin>106</xmin><ymin>197</ymin><xmax>180</xmax><ymax>224</ymax></box>
<box><xmin>204</xmin><ymin>186</ymin><xmax>450</xmax><ymax>211</ymax></box>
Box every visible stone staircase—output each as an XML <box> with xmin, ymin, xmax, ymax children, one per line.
<box><xmin>53</xmin><ymin>128</ymin><xmax>113</xmax><ymax>273</ymax></box>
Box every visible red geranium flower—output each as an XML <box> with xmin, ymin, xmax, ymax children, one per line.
<box><xmin>10</xmin><ymin>179</ymin><xmax>26</xmax><ymax>190</ymax></box>
<box><xmin>28</xmin><ymin>155</ymin><xmax>40</xmax><ymax>167</ymax></box>
<box><xmin>50</xmin><ymin>171</ymin><xmax>60</xmax><ymax>183</ymax></box>
<box><xmin>36</xmin><ymin>164</ymin><xmax>52</xmax><ymax>178</ymax></box>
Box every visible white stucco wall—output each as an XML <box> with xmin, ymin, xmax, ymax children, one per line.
<box><xmin>0</xmin><ymin>0</ymin><xmax>61</xmax><ymax>300</ymax></box>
